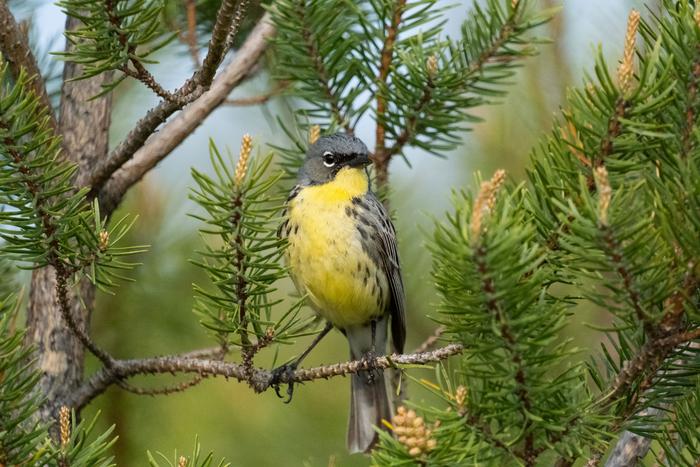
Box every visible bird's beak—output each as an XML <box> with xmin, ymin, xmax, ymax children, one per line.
<box><xmin>348</xmin><ymin>153</ymin><xmax>371</xmax><ymax>168</ymax></box>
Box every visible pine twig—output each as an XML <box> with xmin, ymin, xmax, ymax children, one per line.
<box><xmin>67</xmin><ymin>344</ymin><xmax>464</xmax><ymax>410</ymax></box>
<box><xmin>373</xmin><ymin>0</ymin><xmax>406</xmax><ymax>189</ymax></box>
<box><xmin>89</xmin><ymin>0</ymin><xmax>246</xmax><ymax>199</ymax></box>
<box><xmin>296</xmin><ymin>0</ymin><xmax>352</xmax><ymax>133</ymax></box>
<box><xmin>96</xmin><ymin>13</ymin><xmax>275</xmax><ymax>215</ymax></box>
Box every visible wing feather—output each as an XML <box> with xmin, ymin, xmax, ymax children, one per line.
<box><xmin>360</xmin><ymin>194</ymin><xmax>406</xmax><ymax>354</ymax></box>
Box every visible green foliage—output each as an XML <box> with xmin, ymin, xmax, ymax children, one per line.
<box><xmin>270</xmin><ymin>0</ymin><xmax>549</xmax><ymax>180</ymax></box>
<box><xmin>0</xmin><ymin>295</ymin><xmax>117</xmax><ymax>466</ymax></box>
<box><xmin>655</xmin><ymin>380</ymin><xmax>700</xmax><ymax>466</ymax></box>
<box><xmin>0</xmin><ymin>64</ymin><xmax>86</xmax><ymax>267</ymax></box>
<box><xmin>0</xmin><ymin>62</ymin><xmax>144</xmax><ymax>291</ymax></box>
<box><xmin>189</xmin><ymin>140</ymin><xmax>311</xmax><ymax>348</ymax></box>
<box><xmin>0</xmin><ymin>294</ymin><xmax>49</xmax><ymax>466</ymax></box>
<box><xmin>58</xmin><ymin>410</ymin><xmax>117</xmax><ymax>467</ymax></box>
<box><xmin>146</xmin><ymin>436</ymin><xmax>230</xmax><ymax>467</ymax></box>
<box><xmin>383</xmin><ymin>185</ymin><xmax>603</xmax><ymax>464</ymax></box>
<box><xmin>55</xmin><ymin>0</ymin><xmax>174</xmax><ymax>93</ymax></box>
<box><xmin>372</xmin><ymin>1</ymin><xmax>700</xmax><ymax>465</ymax></box>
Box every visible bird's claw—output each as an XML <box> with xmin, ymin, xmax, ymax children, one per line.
<box><xmin>360</xmin><ymin>350</ymin><xmax>378</xmax><ymax>385</ymax></box>
<box><xmin>270</xmin><ymin>362</ymin><xmax>298</xmax><ymax>403</ymax></box>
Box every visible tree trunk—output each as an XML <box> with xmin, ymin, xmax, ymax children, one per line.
<box><xmin>25</xmin><ymin>15</ymin><xmax>112</xmax><ymax>426</ymax></box>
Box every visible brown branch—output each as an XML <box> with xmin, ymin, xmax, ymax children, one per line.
<box><xmin>223</xmin><ymin>80</ymin><xmax>289</xmax><ymax>106</ymax></box>
<box><xmin>88</xmin><ymin>0</ymin><xmax>244</xmax><ymax>199</ymax></box>
<box><xmin>66</xmin><ymin>343</ymin><xmax>463</xmax><ymax>410</ymax></box>
<box><xmin>0</xmin><ymin>0</ymin><xmax>56</xmax><ymax>130</ymax></box>
<box><xmin>413</xmin><ymin>325</ymin><xmax>446</xmax><ymax>353</ymax></box>
<box><xmin>54</xmin><ymin>266</ymin><xmax>114</xmax><ymax>368</ymax></box>
<box><xmin>193</xmin><ymin>0</ymin><xmax>239</xmax><ymax>88</ymax></box>
<box><xmin>296</xmin><ymin>0</ymin><xmax>351</xmax><ymax>133</ymax></box>
<box><xmin>184</xmin><ymin>0</ymin><xmax>200</xmax><ymax>66</ymax></box>
<box><xmin>97</xmin><ymin>13</ymin><xmax>275</xmax><ymax>215</ymax></box>
<box><xmin>373</xmin><ymin>0</ymin><xmax>406</xmax><ymax>189</ymax></box>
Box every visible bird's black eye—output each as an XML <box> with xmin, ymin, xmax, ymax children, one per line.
<box><xmin>322</xmin><ymin>151</ymin><xmax>336</xmax><ymax>168</ymax></box>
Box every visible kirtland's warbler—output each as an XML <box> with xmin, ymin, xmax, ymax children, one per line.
<box><xmin>277</xmin><ymin>133</ymin><xmax>406</xmax><ymax>453</ymax></box>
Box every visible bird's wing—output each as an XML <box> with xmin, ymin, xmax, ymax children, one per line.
<box><xmin>278</xmin><ymin>184</ymin><xmax>301</xmax><ymax>238</ymax></box>
<box><xmin>356</xmin><ymin>193</ymin><xmax>406</xmax><ymax>354</ymax></box>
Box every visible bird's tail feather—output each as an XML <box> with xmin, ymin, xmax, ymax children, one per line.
<box><xmin>346</xmin><ymin>317</ymin><xmax>392</xmax><ymax>454</ymax></box>
<box><xmin>347</xmin><ymin>369</ymin><xmax>392</xmax><ymax>453</ymax></box>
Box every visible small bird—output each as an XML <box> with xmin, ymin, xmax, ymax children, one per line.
<box><xmin>277</xmin><ymin>133</ymin><xmax>406</xmax><ymax>453</ymax></box>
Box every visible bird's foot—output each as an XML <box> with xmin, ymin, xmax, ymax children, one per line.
<box><xmin>360</xmin><ymin>350</ymin><xmax>379</xmax><ymax>385</ymax></box>
<box><xmin>269</xmin><ymin>362</ymin><xmax>299</xmax><ymax>403</ymax></box>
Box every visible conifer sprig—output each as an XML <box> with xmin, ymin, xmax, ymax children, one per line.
<box><xmin>0</xmin><ymin>296</ymin><xmax>117</xmax><ymax>466</ymax></box>
<box><xmin>271</xmin><ymin>0</ymin><xmax>550</xmax><ymax>189</ymax></box>
<box><xmin>55</xmin><ymin>0</ymin><xmax>175</xmax><ymax>96</ymax></box>
<box><xmin>190</xmin><ymin>138</ymin><xmax>310</xmax><ymax>355</ymax></box>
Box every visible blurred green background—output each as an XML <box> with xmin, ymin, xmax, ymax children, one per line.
<box><xmin>11</xmin><ymin>0</ymin><xmax>662</xmax><ymax>465</ymax></box>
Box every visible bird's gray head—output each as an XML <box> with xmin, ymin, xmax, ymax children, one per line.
<box><xmin>298</xmin><ymin>133</ymin><xmax>370</xmax><ymax>185</ymax></box>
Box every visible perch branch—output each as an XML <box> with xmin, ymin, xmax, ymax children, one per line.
<box><xmin>67</xmin><ymin>343</ymin><xmax>464</xmax><ymax>410</ymax></box>
<box><xmin>97</xmin><ymin>13</ymin><xmax>275</xmax><ymax>215</ymax></box>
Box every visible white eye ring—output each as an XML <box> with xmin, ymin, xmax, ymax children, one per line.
<box><xmin>322</xmin><ymin>151</ymin><xmax>336</xmax><ymax>168</ymax></box>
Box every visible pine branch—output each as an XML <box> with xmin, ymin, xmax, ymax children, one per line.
<box><xmin>474</xmin><ymin>241</ymin><xmax>537</xmax><ymax>466</ymax></box>
<box><xmin>296</xmin><ymin>0</ymin><xmax>352</xmax><ymax>132</ymax></box>
<box><xmin>102</xmin><ymin>0</ymin><xmax>175</xmax><ymax>101</ymax></box>
<box><xmin>0</xmin><ymin>1</ymin><xmax>56</xmax><ymax>130</ymax></box>
<box><xmin>193</xmin><ymin>0</ymin><xmax>239</xmax><ymax>89</ymax></box>
<box><xmin>88</xmin><ymin>0</ymin><xmax>250</xmax><ymax>200</ymax></box>
<box><xmin>373</xmin><ymin>0</ymin><xmax>406</xmax><ymax>188</ymax></box>
<box><xmin>66</xmin><ymin>343</ymin><xmax>464</xmax><ymax>410</ymax></box>
<box><xmin>94</xmin><ymin>12</ymin><xmax>274</xmax><ymax>215</ymax></box>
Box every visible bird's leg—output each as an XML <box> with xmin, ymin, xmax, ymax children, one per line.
<box><xmin>270</xmin><ymin>320</ymin><xmax>334</xmax><ymax>403</ymax></box>
<box><xmin>361</xmin><ymin>319</ymin><xmax>379</xmax><ymax>385</ymax></box>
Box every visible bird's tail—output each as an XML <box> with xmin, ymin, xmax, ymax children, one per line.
<box><xmin>346</xmin><ymin>318</ymin><xmax>392</xmax><ymax>454</ymax></box>
<box><xmin>348</xmin><ymin>368</ymin><xmax>392</xmax><ymax>453</ymax></box>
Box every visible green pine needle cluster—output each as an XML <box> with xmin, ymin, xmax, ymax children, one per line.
<box><xmin>0</xmin><ymin>61</ymin><xmax>144</xmax><ymax>292</ymax></box>
<box><xmin>190</xmin><ymin>140</ymin><xmax>312</xmax><ymax>350</ymax></box>
<box><xmin>372</xmin><ymin>1</ymin><xmax>700</xmax><ymax>464</ymax></box>
<box><xmin>270</xmin><ymin>0</ymin><xmax>548</xmax><ymax>179</ymax></box>
<box><xmin>146</xmin><ymin>436</ymin><xmax>230</xmax><ymax>467</ymax></box>
<box><xmin>0</xmin><ymin>296</ymin><xmax>116</xmax><ymax>466</ymax></box>
<box><xmin>55</xmin><ymin>0</ymin><xmax>174</xmax><ymax>94</ymax></box>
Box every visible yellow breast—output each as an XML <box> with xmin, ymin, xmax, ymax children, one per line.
<box><xmin>284</xmin><ymin>167</ymin><xmax>387</xmax><ymax>328</ymax></box>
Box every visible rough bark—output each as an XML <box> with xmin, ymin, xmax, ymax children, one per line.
<box><xmin>25</xmin><ymin>15</ymin><xmax>112</xmax><ymax>426</ymax></box>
